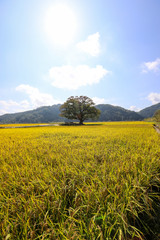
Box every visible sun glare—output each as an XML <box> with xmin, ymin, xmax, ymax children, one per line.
<box><xmin>44</xmin><ymin>4</ymin><xmax>77</xmax><ymax>46</ymax></box>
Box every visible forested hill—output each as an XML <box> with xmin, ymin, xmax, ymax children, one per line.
<box><xmin>96</xmin><ymin>104</ymin><xmax>143</xmax><ymax>121</ymax></box>
<box><xmin>0</xmin><ymin>103</ymin><xmax>145</xmax><ymax>123</ymax></box>
<box><xmin>0</xmin><ymin>101</ymin><xmax>160</xmax><ymax>124</ymax></box>
<box><xmin>139</xmin><ymin>102</ymin><xmax>160</xmax><ymax>118</ymax></box>
<box><xmin>0</xmin><ymin>105</ymin><xmax>63</xmax><ymax>124</ymax></box>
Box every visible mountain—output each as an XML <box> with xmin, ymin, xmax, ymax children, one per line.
<box><xmin>0</xmin><ymin>104</ymin><xmax>143</xmax><ymax>124</ymax></box>
<box><xmin>97</xmin><ymin>104</ymin><xmax>143</xmax><ymax>121</ymax></box>
<box><xmin>0</xmin><ymin>105</ymin><xmax>64</xmax><ymax>124</ymax></box>
<box><xmin>139</xmin><ymin>102</ymin><xmax>160</xmax><ymax>118</ymax></box>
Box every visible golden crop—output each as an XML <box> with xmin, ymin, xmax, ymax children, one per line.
<box><xmin>0</xmin><ymin>122</ymin><xmax>160</xmax><ymax>239</ymax></box>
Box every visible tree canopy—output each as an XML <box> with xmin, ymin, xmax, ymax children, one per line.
<box><xmin>59</xmin><ymin>96</ymin><xmax>101</xmax><ymax>124</ymax></box>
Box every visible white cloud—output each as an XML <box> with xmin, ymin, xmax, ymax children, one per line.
<box><xmin>0</xmin><ymin>85</ymin><xmax>62</xmax><ymax>115</ymax></box>
<box><xmin>16</xmin><ymin>84</ymin><xmax>61</xmax><ymax>108</ymax></box>
<box><xmin>0</xmin><ymin>100</ymin><xmax>30</xmax><ymax>115</ymax></box>
<box><xmin>92</xmin><ymin>97</ymin><xmax>106</xmax><ymax>105</ymax></box>
<box><xmin>0</xmin><ymin>110</ymin><xmax>7</xmax><ymax>115</ymax></box>
<box><xmin>147</xmin><ymin>92</ymin><xmax>160</xmax><ymax>104</ymax></box>
<box><xmin>76</xmin><ymin>32</ymin><xmax>100</xmax><ymax>56</ymax></box>
<box><xmin>129</xmin><ymin>106</ymin><xmax>141</xmax><ymax>112</ymax></box>
<box><xmin>142</xmin><ymin>58</ymin><xmax>160</xmax><ymax>73</ymax></box>
<box><xmin>48</xmin><ymin>65</ymin><xmax>110</xmax><ymax>90</ymax></box>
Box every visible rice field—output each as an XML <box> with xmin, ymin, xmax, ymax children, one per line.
<box><xmin>0</xmin><ymin>122</ymin><xmax>160</xmax><ymax>239</ymax></box>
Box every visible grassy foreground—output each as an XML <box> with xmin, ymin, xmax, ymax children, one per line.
<box><xmin>0</xmin><ymin>122</ymin><xmax>160</xmax><ymax>239</ymax></box>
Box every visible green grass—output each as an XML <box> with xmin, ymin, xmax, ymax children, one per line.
<box><xmin>0</xmin><ymin>122</ymin><xmax>160</xmax><ymax>239</ymax></box>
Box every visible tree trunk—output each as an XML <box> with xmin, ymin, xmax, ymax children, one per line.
<box><xmin>79</xmin><ymin>119</ymin><xmax>83</xmax><ymax>125</ymax></box>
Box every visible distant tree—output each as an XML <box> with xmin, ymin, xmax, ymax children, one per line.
<box><xmin>154</xmin><ymin>109</ymin><xmax>160</xmax><ymax>122</ymax></box>
<box><xmin>60</xmin><ymin>96</ymin><xmax>101</xmax><ymax>125</ymax></box>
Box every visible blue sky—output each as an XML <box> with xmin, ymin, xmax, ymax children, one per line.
<box><xmin>0</xmin><ymin>0</ymin><xmax>160</xmax><ymax>115</ymax></box>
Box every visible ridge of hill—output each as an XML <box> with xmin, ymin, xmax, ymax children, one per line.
<box><xmin>139</xmin><ymin>102</ymin><xmax>160</xmax><ymax>118</ymax></box>
<box><xmin>0</xmin><ymin>104</ymin><xmax>63</xmax><ymax>124</ymax></box>
<box><xmin>0</xmin><ymin>103</ymin><xmax>145</xmax><ymax>123</ymax></box>
<box><xmin>96</xmin><ymin>104</ymin><xmax>143</xmax><ymax>121</ymax></box>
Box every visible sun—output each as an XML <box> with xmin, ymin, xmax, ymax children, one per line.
<box><xmin>44</xmin><ymin>4</ymin><xmax>77</xmax><ymax>46</ymax></box>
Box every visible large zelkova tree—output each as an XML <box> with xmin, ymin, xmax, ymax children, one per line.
<box><xmin>60</xmin><ymin>96</ymin><xmax>101</xmax><ymax>125</ymax></box>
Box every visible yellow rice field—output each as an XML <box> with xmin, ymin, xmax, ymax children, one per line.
<box><xmin>0</xmin><ymin>122</ymin><xmax>160</xmax><ymax>239</ymax></box>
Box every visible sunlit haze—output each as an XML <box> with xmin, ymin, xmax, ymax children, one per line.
<box><xmin>44</xmin><ymin>4</ymin><xmax>77</xmax><ymax>46</ymax></box>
